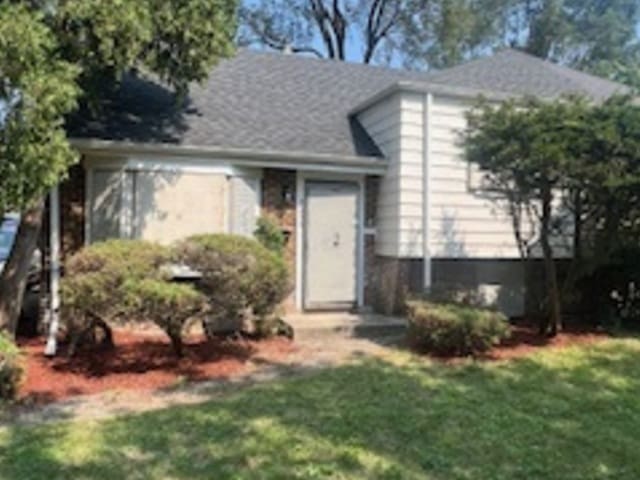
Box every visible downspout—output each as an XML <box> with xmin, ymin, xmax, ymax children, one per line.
<box><xmin>422</xmin><ymin>93</ymin><xmax>433</xmax><ymax>291</ymax></box>
<box><xmin>44</xmin><ymin>185</ymin><xmax>61</xmax><ymax>356</ymax></box>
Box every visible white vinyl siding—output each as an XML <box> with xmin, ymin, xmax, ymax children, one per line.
<box><xmin>358</xmin><ymin>92</ymin><xmax>424</xmax><ymax>257</ymax></box>
<box><xmin>428</xmin><ymin>95</ymin><xmax>523</xmax><ymax>258</ymax></box>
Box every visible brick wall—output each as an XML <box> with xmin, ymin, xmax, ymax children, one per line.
<box><xmin>261</xmin><ymin>169</ymin><xmax>297</xmax><ymax>310</ymax></box>
<box><xmin>364</xmin><ymin>176</ymin><xmax>379</xmax><ymax>306</ymax></box>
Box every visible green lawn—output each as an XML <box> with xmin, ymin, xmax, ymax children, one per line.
<box><xmin>2</xmin><ymin>338</ymin><xmax>640</xmax><ymax>479</ymax></box>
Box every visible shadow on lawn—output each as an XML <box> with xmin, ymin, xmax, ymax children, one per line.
<box><xmin>2</xmin><ymin>339</ymin><xmax>640</xmax><ymax>479</ymax></box>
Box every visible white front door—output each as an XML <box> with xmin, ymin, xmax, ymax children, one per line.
<box><xmin>304</xmin><ymin>181</ymin><xmax>359</xmax><ymax>310</ymax></box>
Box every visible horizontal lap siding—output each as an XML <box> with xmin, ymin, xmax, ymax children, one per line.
<box><xmin>358</xmin><ymin>92</ymin><xmax>425</xmax><ymax>257</ymax></box>
<box><xmin>429</xmin><ymin>96</ymin><xmax>520</xmax><ymax>259</ymax></box>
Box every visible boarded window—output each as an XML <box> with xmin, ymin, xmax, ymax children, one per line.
<box><xmin>90</xmin><ymin>170</ymin><xmax>123</xmax><ymax>242</ymax></box>
<box><xmin>133</xmin><ymin>171</ymin><xmax>227</xmax><ymax>244</ymax></box>
<box><xmin>230</xmin><ymin>176</ymin><xmax>260</xmax><ymax>237</ymax></box>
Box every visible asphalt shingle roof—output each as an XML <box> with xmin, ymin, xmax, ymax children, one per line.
<box><xmin>70</xmin><ymin>48</ymin><xmax>628</xmax><ymax>159</ymax></box>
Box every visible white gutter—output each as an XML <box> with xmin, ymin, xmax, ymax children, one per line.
<box><xmin>70</xmin><ymin>139</ymin><xmax>389</xmax><ymax>175</ymax></box>
<box><xmin>44</xmin><ymin>185</ymin><xmax>61</xmax><ymax>356</ymax></box>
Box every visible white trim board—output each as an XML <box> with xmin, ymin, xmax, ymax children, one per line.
<box><xmin>295</xmin><ymin>172</ymin><xmax>366</xmax><ymax>311</ymax></box>
<box><xmin>73</xmin><ymin>139</ymin><xmax>388</xmax><ymax>175</ymax></box>
<box><xmin>82</xmin><ymin>157</ymin><xmax>263</xmax><ymax>244</ymax></box>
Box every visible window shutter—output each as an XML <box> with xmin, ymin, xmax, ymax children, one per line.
<box><xmin>90</xmin><ymin>170</ymin><xmax>124</xmax><ymax>242</ymax></box>
<box><xmin>230</xmin><ymin>176</ymin><xmax>260</xmax><ymax>237</ymax></box>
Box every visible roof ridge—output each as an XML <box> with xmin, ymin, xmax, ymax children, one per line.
<box><xmin>237</xmin><ymin>47</ymin><xmax>429</xmax><ymax>79</ymax></box>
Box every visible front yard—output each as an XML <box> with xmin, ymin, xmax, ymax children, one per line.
<box><xmin>2</xmin><ymin>338</ymin><xmax>640</xmax><ymax>479</ymax></box>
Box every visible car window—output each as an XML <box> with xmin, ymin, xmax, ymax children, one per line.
<box><xmin>0</xmin><ymin>216</ymin><xmax>19</xmax><ymax>261</ymax></box>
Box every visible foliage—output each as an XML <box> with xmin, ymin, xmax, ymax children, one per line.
<box><xmin>0</xmin><ymin>0</ymin><xmax>237</xmax><ymax>334</ymax></box>
<box><xmin>0</xmin><ymin>331</ymin><xmax>23</xmax><ymax>402</ymax></box>
<box><xmin>406</xmin><ymin>300</ymin><xmax>510</xmax><ymax>356</ymax></box>
<box><xmin>61</xmin><ymin>240</ymin><xmax>171</xmax><ymax>352</ymax></box>
<box><xmin>174</xmin><ymin>234</ymin><xmax>289</xmax><ymax>335</ymax></box>
<box><xmin>4</xmin><ymin>339</ymin><xmax>640</xmax><ymax>478</ymax></box>
<box><xmin>463</xmin><ymin>95</ymin><xmax>640</xmax><ymax>334</ymax></box>
<box><xmin>123</xmin><ymin>279</ymin><xmax>206</xmax><ymax>356</ymax></box>
<box><xmin>0</xmin><ymin>4</ymin><xmax>79</xmax><ymax>218</ymax></box>
<box><xmin>239</xmin><ymin>0</ymin><xmax>640</xmax><ymax>73</ymax></box>
<box><xmin>253</xmin><ymin>216</ymin><xmax>286</xmax><ymax>254</ymax></box>
<box><xmin>463</xmin><ymin>95</ymin><xmax>591</xmax><ymax>335</ymax></box>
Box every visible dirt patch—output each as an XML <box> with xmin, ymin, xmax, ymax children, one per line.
<box><xmin>18</xmin><ymin>329</ymin><xmax>296</xmax><ymax>404</ymax></box>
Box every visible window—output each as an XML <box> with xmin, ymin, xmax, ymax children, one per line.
<box><xmin>88</xmin><ymin>166</ymin><xmax>260</xmax><ymax>244</ymax></box>
<box><xmin>90</xmin><ymin>170</ymin><xmax>124</xmax><ymax>242</ymax></box>
<box><xmin>229</xmin><ymin>176</ymin><xmax>260</xmax><ymax>237</ymax></box>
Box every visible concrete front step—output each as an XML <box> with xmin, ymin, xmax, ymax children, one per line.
<box><xmin>285</xmin><ymin>312</ymin><xmax>407</xmax><ymax>341</ymax></box>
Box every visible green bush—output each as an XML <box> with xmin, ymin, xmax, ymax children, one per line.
<box><xmin>124</xmin><ymin>279</ymin><xmax>206</xmax><ymax>356</ymax></box>
<box><xmin>254</xmin><ymin>215</ymin><xmax>286</xmax><ymax>254</ymax></box>
<box><xmin>61</xmin><ymin>240</ymin><xmax>171</xmax><ymax>353</ymax></box>
<box><xmin>174</xmin><ymin>234</ymin><xmax>289</xmax><ymax>335</ymax></box>
<box><xmin>407</xmin><ymin>300</ymin><xmax>510</xmax><ymax>357</ymax></box>
<box><xmin>0</xmin><ymin>331</ymin><xmax>23</xmax><ymax>402</ymax></box>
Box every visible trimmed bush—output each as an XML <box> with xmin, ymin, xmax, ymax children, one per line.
<box><xmin>407</xmin><ymin>300</ymin><xmax>510</xmax><ymax>357</ymax></box>
<box><xmin>61</xmin><ymin>240</ymin><xmax>171</xmax><ymax>353</ymax></box>
<box><xmin>174</xmin><ymin>234</ymin><xmax>289</xmax><ymax>335</ymax></box>
<box><xmin>254</xmin><ymin>215</ymin><xmax>286</xmax><ymax>254</ymax></box>
<box><xmin>0</xmin><ymin>331</ymin><xmax>23</xmax><ymax>402</ymax></box>
<box><xmin>124</xmin><ymin>279</ymin><xmax>206</xmax><ymax>356</ymax></box>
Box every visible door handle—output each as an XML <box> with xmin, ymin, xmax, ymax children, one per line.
<box><xmin>333</xmin><ymin>233</ymin><xmax>340</xmax><ymax>247</ymax></box>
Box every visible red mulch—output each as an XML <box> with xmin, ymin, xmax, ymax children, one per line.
<box><xmin>17</xmin><ymin>330</ymin><xmax>296</xmax><ymax>405</ymax></box>
<box><xmin>438</xmin><ymin>323</ymin><xmax>607</xmax><ymax>364</ymax></box>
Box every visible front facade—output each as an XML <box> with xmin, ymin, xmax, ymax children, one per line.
<box><xmin>55</xmin><ymin>49</ymin><xmax>627</xmax><ymax>318</ymax></box>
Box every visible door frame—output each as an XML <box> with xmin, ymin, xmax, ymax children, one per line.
<box><xmin>295</xmin><ymin>172</ymin><xmax>365</xmax><ymax>311</ymax></box>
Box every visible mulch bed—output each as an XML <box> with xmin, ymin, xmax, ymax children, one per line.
<box><xmin>437</xmin><ymin>323</ymin><xmax>607</xmax><ymax>364</ymax></box>
<box><xmin>17</xmin><ymin>330</ymin><xmax>296</xmax><ymax>405</ymax></box>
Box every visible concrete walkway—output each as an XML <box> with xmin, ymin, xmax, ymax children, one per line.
<box><xmin>1</xmin><ymin>334</ymin><xmax>406</xmax><ymax>429</ymax></box>
<box><xmin>285</xmin><ymin>311</ymin><xmax>407</xmax><ymax>341</ymax></box>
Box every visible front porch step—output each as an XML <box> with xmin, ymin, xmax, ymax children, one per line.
<box><xmin>284</xmin><ymin>312</ymin><xmax>407</xmax><ymax>341</ymax></box>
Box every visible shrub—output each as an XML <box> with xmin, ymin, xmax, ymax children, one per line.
<box><xmin>124</xmin><ymin>279</ymin><xmax>206</xmax><ymax>356</ymax></box>
<box><xmin>0</xmin><ymin>331</ymin><xmax>23</xmax><ymax>402</ymax></box>
<box><xmin>61</xmin><ymin>240</ymin><xmax>171</xmax><ymax>353</ymax></box>
<box><xmin>407</xmin><ymin>300</ymin><xmax>510</xmax><ymax>357</ymax></box>
<box><xmin>254</xmin><ymin>215</ymin><xmax>286</xmax><ymax>254</ymax></box>
<box><xmin>174</xmin><ymin>234</ymin><xmax>289</xmax><ymax>335</ymax></box>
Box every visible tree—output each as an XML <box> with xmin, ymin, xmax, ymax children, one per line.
<box><xmin>239</xmin><ymin>0</ymin><xmax>404</xmax><ymax>63</ymax></box>
<box><xmin>505</xmin><ymin>0</ymin><xmax>640</xmax><ymax>72</ymax></box>
<box><xmin>239</xmin><ymin>0</ymin><xmax>506</xmax><ymax>66</ymax></box>
<box><xmin>463</xmin><ymin>96</ymin><xmax>591</xmax><ymax>336</ymax></box>
<box><xmin>0</xmin><ymin>0</ymin><xmax>237</xmax><ymax>335</ymax></box>
<box><xmin>239</xmin><ymin>0</ymin><xmax>640</xmax><ymax>74</ymax></box>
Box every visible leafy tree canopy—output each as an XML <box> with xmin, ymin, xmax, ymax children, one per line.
<box><xmin>239</xmin><ymin>0</ymin><xmax>640</xmax><ymax>84</ymax></box>
<box><xmin>0</xmin><ymin>0</ymin><xmax>237</xmax><ymax>334</ymax></box>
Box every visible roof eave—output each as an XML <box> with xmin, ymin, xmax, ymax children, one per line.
<box><xmin>350</xmin><ymin>81</ymin><xmax>527</xmax><ymax>116</ymax></box>
<box><xmin>70</xmin><ymin>138</ymin><xmax>389</xmax><ymax>175</ymax></box>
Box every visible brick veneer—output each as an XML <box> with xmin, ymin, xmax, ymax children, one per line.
<box><xmin>261</xmin><ymin>169</ymin><xmax>297</xmax><ymax>310</ymax></box>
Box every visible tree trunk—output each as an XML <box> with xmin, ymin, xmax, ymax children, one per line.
<box><xmin>0</xmin><ymin>202</ymin><xmax>44</xmax><ymax>336</ymax></box>
<box><xmin>169</xmin><ymin>332</ymin><xmax>184</xmax><ymax>357</ymax></box>
<box><xmin>540</xmin><ymin>185</ymin><xmax>562</xmax><ymax>337</ymax></box>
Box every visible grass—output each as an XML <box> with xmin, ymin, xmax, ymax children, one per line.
<box><xmin>2</xmin><ymin>338</ymin><xmax>640</xmax><ymax>479</ymax></box>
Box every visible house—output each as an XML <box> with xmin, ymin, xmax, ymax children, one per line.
<box><xmin>53</xmin><ymin>48</ymin><xmax>627</xmax><ymax>318</ymax></box>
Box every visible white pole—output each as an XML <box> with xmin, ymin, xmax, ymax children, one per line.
<box><xmin>45</xmin><ymin>185</ymin><xmax>61</xmax><ymax>356</ymax></box>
